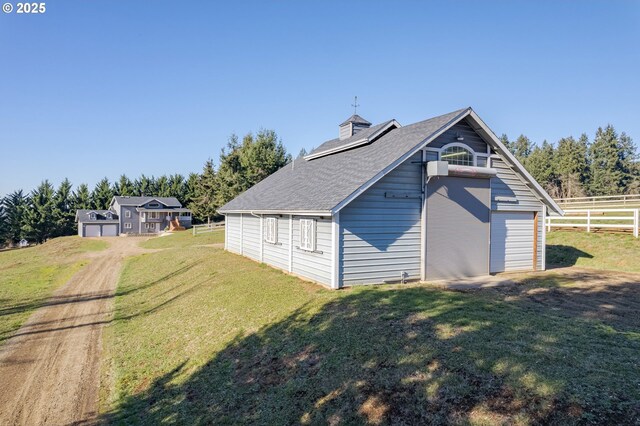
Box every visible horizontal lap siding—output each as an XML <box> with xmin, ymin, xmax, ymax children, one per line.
<box><xmin>262</xmin><ymin>216</ymin><xmax>289</xmax><ymax>271</ymax></box>
<box><xmin>292</xmin><ymin>217</ymin><xmax>332</xmax><ymax>285</ymax></box>
<box><xmin>426</xmin><ymin>120</ymin><xmax>488</xmax><ymax>153</ymax></box>
<box><xmin>242</xmin><ymin>214</ymin><xmax>261</xmax><ymax>261</ymax></box>
<box><xmin>340</xmin><ymin>152</ymin><xmax>422</xmax><ymax>286</ymax></box>
<box><xmin>226</xmin><ymin>214</ymin><xmax>241</xmax><ymax>253</ymax></box>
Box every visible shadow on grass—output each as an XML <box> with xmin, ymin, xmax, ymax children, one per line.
<box><xmin>545</xmin><ymin>245</ymin><xmax>593</xmax><ymax>269</ymax></box>
<box><xmin>100</xmin><ymin>283</ymin><xmax>640</xmax><ymax>425</ymax></box>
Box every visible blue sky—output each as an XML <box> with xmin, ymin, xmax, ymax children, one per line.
<box><xmin>1</xmin><ymin>1</ymin><xmax>639</xmax><ymax>196</ymax></box>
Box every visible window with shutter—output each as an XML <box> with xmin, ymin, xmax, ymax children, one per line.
<box><xmin>265</xmin><ymin>217</ymin><xmax>278</xmax><ymax>244</ymax></box>
<box><xmin>299</xmin><ymin>219</ymin><xmax>316</xmax><ymax>251</ymax></box>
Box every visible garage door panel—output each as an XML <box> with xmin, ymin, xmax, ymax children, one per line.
<box><xmin>102</xmin><ymin>224</ymin><xmax>118</xmax><ymax>237</ymax></box>
<box><xmin>85</xmin><ymin>225</ymin><xmax>100</xmax><ymax>237</ymax></box>
<box><xmin>490</xmin><ymin>212</ymin><xmax>534</xmax><ymax>273</ymax></box>
<box><xmin>426</xmin><ymin>177</ymin><xmax>491</xmax><ymax>280</ymax></box>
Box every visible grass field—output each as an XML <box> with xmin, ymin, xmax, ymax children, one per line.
<box><xmin>0</xmin><ymin>237</ymin><xmax>107</xmax><ymax>344</ymax></box>
<box><xmin>101</xmin><ymin>231</ymin><xmax>640</xmax><ymax>424</ymax></box>
<box><xmin>547</xmin><ymin>230</ymin><xmax>640</xmax><ymax>272</ymax></box>
<box><xmin>139</xmin><ymin>229</ymin><xmax>224</xmax><ymax>249</ymax></box>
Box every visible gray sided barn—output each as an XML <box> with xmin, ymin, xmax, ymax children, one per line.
<box><xmin>219</xmin><ymin>108</ymin><xmax>562</xmax><ymax>289</ymax></box>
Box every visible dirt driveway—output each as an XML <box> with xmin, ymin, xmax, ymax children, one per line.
<box><xmin>0</xmin><ymin>237</ymin><xmax>149</xmax><ymax>426</ymax></box>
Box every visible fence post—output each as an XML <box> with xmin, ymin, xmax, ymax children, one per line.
<box><xmin>634</xmin><ymin>209</ymin><xmax>639</xmax><ymax>238</ymax></box>
<box><xmin>587</xmin><ymin>210</ymin><xmax>591</xmax><ymax>233</ymax></box>
<box><xmin>193</xmin><ymin>225</ymin><xmax>196</xmax><ymax>236</ymax></box>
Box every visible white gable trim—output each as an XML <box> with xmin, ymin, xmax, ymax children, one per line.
<box><xmin>332</xmin><ymin>108</ymin><xmax>563</xmax><ymax>216</ymax></box>
<box><xmin>465</xmin><ymin>110</ymin><xmax>563</xmax><ymax>216</ymax></box>
<box><xmin>304</xmin><ymin>120</ymin><xmax>401</xmax><ymax>160</ymax></box>
<box><xmin>332</xmin><ymin>109</ymin><xmax>471</xmax><ymax>213</ymax></box>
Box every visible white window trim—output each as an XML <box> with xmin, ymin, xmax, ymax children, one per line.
<box><xmin>125</xmin><ymin>210</ymin><xmax>131</xmax><ymax>218</ymax></box>
<box><xmin>124</xmin><ymin>223</ymin><xmax>132</xmax><ymax>229</ymax></box>
<box><xmin>299</xmin><ymin>218</ymin><xmax>316</xmax><ymax>252</ymax></box>
<box><xmin>264</xmin><ymin>217</ymin><xmax>278</xmax><ymax>244</ymax></box>
<box><xmin>438</xmin><ymin>142</ymin><xmax>476</xmax><ymax>166</ymax></box>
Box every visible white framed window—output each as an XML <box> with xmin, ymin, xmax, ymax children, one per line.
<box><xmin>89</xmin><ymin>213</ymin><xmax>96</xmax><ymax>220</ymax></box>
<box><xmin>299</xmin><ymin>219</ymin><xmax>316</xmax><ymax>251</ymax></box>
<box><xmin>124</xmin><ymin>223</ymin><xmax>132</xmax><ymax>229</ymax></box>
<box><xmin>264</xmin><ymin>217</ymin><xmax>278</xmax><ymax>244</ymax></box>
<box><xmin>149</xmin><ymin>212</ymin><xmax>159</xmax><ymax>219</ymax></box>
<box><xmin>148</xmin><ymin>203</ymin><xmax>160</xmax><ymax>208</ymax></box>
<box><xmin>440</xmin><ymin>144</ymin><xmax>474</xmax><ymax>166</ymax></box>
<box><xmin>105</xmin><ymin>212</ymin><xmax>112</xmax><ymax>219</ymax></box>
<box><xmin>125</xmin><ymin>210</ymin><xmax>131</xmax><ymax>218</ymax></box>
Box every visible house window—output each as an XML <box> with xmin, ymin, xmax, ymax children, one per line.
<box><xmin>125</xmin><ymin>210</ymin><xmax>131</xmax><ymax>218</ymax></box>
<box><xmin>148</xmin><ymin>203</ymin><xmax>160</xmax><ymax>208</ymax></box>
<box><xmin>105</xmin><ymin>212</ymin><xmax>112</xmax><ymax>219</ymax></box>
<box><xmin>149</xmin><ymin>212</ymin><xmax>158</xmax><ymax>219</ymax></box>
<box><xmin>440</xmin><ymin>145</ymin><xmax>474</xmax><ymax>166</ymax></box>
<box><xmin>299</xmin><ymin>219</ymin><xmax>316</xmax><ymax>251</ymax></box>
<box><xmin>264</xmin><ymin>217</ymin><xmax>278</xmax><ymax>244</ymax></box>
<box><xmin>124</xmin><ymin>223</ymin><xmax>132</xmax><ymax>229</ymax></box>
<box><xmin>89</xmin><ymin>213</ymin><xmax>96</xmax><ymax>220</ymax></box>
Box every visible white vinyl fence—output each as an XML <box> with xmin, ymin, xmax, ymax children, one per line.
<box><xmin>556</xmin><ymin>194</ymin><xmax>640</xmax><ymax>209</ymax></box>
<box><xmin>192</xmin><ymin>222</ymin><xmax>225</xmax><ymax>236</ymax></box>
<box><xmin>546</xmin><ymin>208</ymin><xmax>640</xmax><ymax>238</ymax></box>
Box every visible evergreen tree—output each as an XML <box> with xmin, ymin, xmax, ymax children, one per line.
<box><xmin>2</xmin><ymin>190</ymin><xmax>27</xmax><ymax>244</ymax></box>
<box><xmin>22</xmin><ymin>181</ymin><xmax>56</xmax><ymax>244</ymax></box>
<box><xmin>183</xmin><ymin>173</ymin><xmax>200</xmax><ymax>208</ymax></box>
<box><xmin>0</xmin><ymin>203</ymin><xmax>8</xmax><ymax>246</ymax></box>
<box><xmin>526</xmin><ymin>141</ymin><xmax>557</xmax><ymax>196</ymax></box>
<box><xmin>91</xmin><ymin>178</ymin><xmax>114</xmax><ymax>210</ymax></box>
<box><xmin>191</xmin><ymin>160</ymin><xmax>218</xmax><ymax>222</ymax></box>
<box><xmin>499</xmin><ymin>134</ymin><xmax>512</xmax><ymax>153</ymax></box>
<box><xmin>168</xmin><ymin>174</ymin><xmax>186</xmax><ymax>201</ymax></box>
<box><xmin>115</xmin><ymin>174</ymin><xmax>135</xmax><ymax>196</ymax></box>
<box><xmin>512</xmin><ymin>135</ymin><xmax>533</xmax><ymax>162</ymax></box>
<box><xmin>52</xmin><ymin>178</ymin><xmax>75</xmax><ymax>237</ymax></box>
<box><xmin>297</xmin><ymin>148</ymin><xmax>308</xmax><ymax>158</ymax></box>
<box><xmin>72</xmin><ymin>183</ymin><xmax>92</xmax><ymax>209</ymax></box>
<box><xmin>214</xmin><ymin>130</ymin><xmax>291</xmax><ymax>208</ymax></box>
<box><xmin>215</xmin><ymin>134</ymin><xmax>244</xmax><ymax>208</ymax></box>
<box><xmin>156</xmin><ymin>175</ymin><xmax>170</xmax><ymax>197</ymax></box>
<box><xmin>554</xmin><ymin>136</ymin><xmax>589</xmax><ymax>198</ymax></box>
<box><xmin>136</xmin><ymin>175</ymin><xmax>156</xmax><ymax>196</ymax></box>
<box><xmin>588</xmin><ymin>125</ymin><xmax>635</xmax><ymax>195</ymax></box>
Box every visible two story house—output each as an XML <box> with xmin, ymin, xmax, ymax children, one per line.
<box><xmin>76</xmin><ymin>196</ymin><xmax>192</xmax><ymax>237</ymax></box>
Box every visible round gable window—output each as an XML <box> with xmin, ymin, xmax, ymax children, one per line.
<box><xmin>441</xmin><ymin>145</ymin><xmax>474</xmax><ymax>166</ymax></box>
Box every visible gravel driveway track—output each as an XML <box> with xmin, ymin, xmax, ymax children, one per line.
<box><xmin>0</xmin><ymin>237</ymin><xmax>150</xmax><ymax>425</ymax></box>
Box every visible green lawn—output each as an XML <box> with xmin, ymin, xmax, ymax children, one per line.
<box><xmin>101</xmin><ymin>233</ymin><xmax>640</xmax><ymax>424</ymax></box>
<box><xmin>547</xmin><ymin>230</ymin><xmax>640</xmax><ymax>272</ymax></box>
<box><xmin>0</xmin><ymin>236</ymin><xmax>107</xmax><ymax>344</ymax></box>
<box><xmin>140</xmin><ymin>229</ymin><xmax>224</xmax><ymax>249</ymax></box>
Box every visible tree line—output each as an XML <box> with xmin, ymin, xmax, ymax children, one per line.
<box><xmin>501</xmin><ymin>124</ymin><xmax>639</xmax><ymax>198</ymax></box>
<box><xmin>1</xmin><ymin>124</ymin><xmax>637</xmax><ymax>247</ymax></box>
<box><xmin>0</xmin><ymin>129</ymin><xmax>290</xmax><ymax>247</ymax></box>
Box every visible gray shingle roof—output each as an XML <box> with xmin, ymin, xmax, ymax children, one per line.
<box><xmin>112</xmin><ymin>196</ymin><xmax>182</xmax><ymax>207</ymax></box>
<box><xmin>307</xmin><ymin>120</ymin><xmax>395</xmax><ymax>158</ymax></box>
<box><xmin>339</xmin><ymin>114</ymin><xmax>372</xmax><ymax>126</ymax></box>
<box><xmin>76</xmin><ymin>209</ymin><xmax>119</xmax><ymax>223</ymax></box>
<box><xmin>219</xmin><ymin>108</ymin><xmax>468</xmax><ymax>213</ymax></box>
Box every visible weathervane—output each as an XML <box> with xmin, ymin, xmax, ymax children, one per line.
<box><xmin>351</xmin><ymin>96</ymin><xmax>360</xmax><ymax>115</ymax></box>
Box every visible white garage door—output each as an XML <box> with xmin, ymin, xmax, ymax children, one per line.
<box><xmin>490</xmin><ymin>212</ymin><xmax>535</xmax><ymax>273</ymax></box>
<box><xmin>102</xmin><ymin>224</ymin><xmax>118</xmax><ymax>237</ymax></box>
<box><xmin>85</xmin><ymin>225</ymin><xmax>101</xmax><ymax>237</ymax></box>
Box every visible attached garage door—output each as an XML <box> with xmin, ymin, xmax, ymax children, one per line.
<box><xmin>490</xmin><ymin>212</ymin><xmax>534</xmax><ymax>273</ymax></box>
<box><xmin>426</xmin><ymin>176</ymin><xmax>491</xmax><ymax>280</ymax></box>
<box><xmin>84</xmin><ymin>225</ymin><xmax>101</xmax><ymax>237</ymax></box>
<box><xmin>102</xmin><ymin>224</ymin><xmax>118</xmax><ymax>237</ymax></box>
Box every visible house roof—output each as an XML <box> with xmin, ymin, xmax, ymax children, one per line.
<box><xmin>339</xmin><ymin>114</ymin><xmax>372</xmax><ymax>126</ymax></box>
<box><xmin>218</xmin><ymin>108</ymin><xmax>563</xmax><ymax>216</ymax></box>
<box><xmin>112</xmin><ymin>196</ymin><xmax>182</xmax><ymax>207</ymax></box>
<box><xmin>76</xmin><ymin>209</ymin><xmax>119</xmax><ymax>223</ymax></box>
